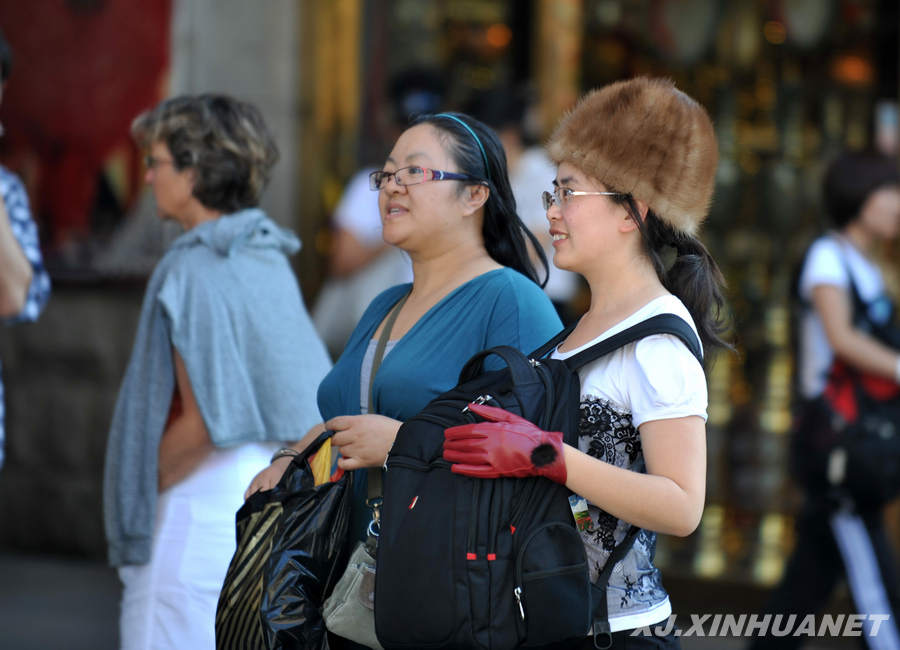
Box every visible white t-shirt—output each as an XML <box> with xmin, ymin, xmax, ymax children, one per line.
<box><xmin>550</xmin><ymin>296</ymin><xmax>707</xmax><ymax>632</ymax></box>
<box><xmin>797</xmin><ymin>234</ymin><xmax>889</xmax><ymax>399</ymax></box>
<box><xmin>511</xmin><ymin>148</ymin><xmax>579</xmax><ymax>303</ymax></box>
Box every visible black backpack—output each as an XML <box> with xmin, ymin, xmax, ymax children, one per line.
<box><xmin>374</xmin><ymin>314</ymin><xmax>702</xmax><ymax>650</ymax></box>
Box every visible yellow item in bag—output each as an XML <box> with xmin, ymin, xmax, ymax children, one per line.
<box><xmin>309</xmin><ymin>437</ymin><xmax>333</xmax><ymax>486</ymax></box>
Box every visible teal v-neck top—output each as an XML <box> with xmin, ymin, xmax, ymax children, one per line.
<box><xmin>317</xmin><ymin>267</ymin><xmax>561</xmax><ymax>423</ymax></box>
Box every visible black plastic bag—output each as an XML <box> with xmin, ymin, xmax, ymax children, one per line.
<box><xmin>216</xmin><ymin>484</ymin><xmax>283</xmax><ymax>650</ymax></box>
<box><xmin>216</xmin><ymin>430</ymin><xmax>353</xmax><ymax>650</ymax></box>
<box><xmin>261</xmin><ymin>431</ymin><xmax>354</xmax><ymax>650</ymax></box>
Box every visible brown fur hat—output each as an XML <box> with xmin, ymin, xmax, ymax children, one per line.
<box><xmin>546</xmin><ymin>77</ymin><xmax>718</xmax><ymax>236</ymax></box>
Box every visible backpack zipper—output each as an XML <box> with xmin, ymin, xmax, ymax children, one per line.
<box><xmin>462</xmin><ymin>394</ymin><xmax>497</xmax><ymax>413</ymax></box>
<box><xmin>385</xmin><ymin>457</ymin><xmax>452</xmax><ymax>471</ymax></box>
<box><xmin>514</xmin><ymin>521</ymin><xmax>585</xmax><ymax>621</ymax></box>
<box><xmin>508</xmin><ymin>477</ymin><xmax>537</xmax><ymax>530</ymax></box>
<box><xmin>429</xmin><ymin>398</ymin><xmax>476</xmax><ymax>411</ymax></box>
<box><xmin>406</xmin><ymin>412</ymin><xmax>460</xmax><ymax>428</ymax></box>
<box><xmin>467</xmin><ymin>479</ymin><xmax>481</xmax><ymax>557</ymax></box>
<box><xmin>488</xmin><ymin>481</ymin><xmax>503</xmax><ymax>558</ymax></box>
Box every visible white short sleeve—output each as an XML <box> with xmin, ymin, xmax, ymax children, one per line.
<box><xmin>551</xmin><ymin>296</ymin><xmax>708</xmax><ymax>429</ymax></box>
<box><xmin>798</xmin><ymin>238</ymin><xmax>849</xmax><ymax>301</ymax></box>
<box><xmin>799</xmin><ymin>235</ymin><xmax>885</xmax><ymax>304</ymax></box>
<box><xmin>626</xmin><ymin>334</ymin><xmax>709</xmax><ymax>429</ymax></box>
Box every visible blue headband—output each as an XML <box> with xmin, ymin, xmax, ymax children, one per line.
<box><xmin>435</xmin><ymin>113</ymin><xmax>491</xmax><ymax>183</ymax></box>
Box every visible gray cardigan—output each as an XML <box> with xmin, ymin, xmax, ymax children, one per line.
<box><xmin>103</xmin><ymin>209</ymin><xmax>332</xmax><ymax>567</ymax></box>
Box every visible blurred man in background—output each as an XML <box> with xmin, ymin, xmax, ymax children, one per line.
<box><xmin>0</xmin><ymin>27</ymin><xmax>51</xmax><ymax>470</ymax></box>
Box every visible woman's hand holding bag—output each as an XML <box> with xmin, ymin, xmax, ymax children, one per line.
<box><xmin>326</xmin><ymin>413</ymin><xmax>402</xmax><ymax>471</ymax></box>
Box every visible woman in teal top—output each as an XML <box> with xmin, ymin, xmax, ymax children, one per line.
<box><xmin>245</xmin><ymin>113</ymin><xmax>561</xmax><ymax>546</ymax></box>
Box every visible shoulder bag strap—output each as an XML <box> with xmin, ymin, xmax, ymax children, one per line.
<box><xmin>366</xmin><ymin>289</ymin><xmax>411</xmax><ymax>504</ymax></box>
<box><xmin>826</xmin><ymin>238</ymin><xmax>873</xmax><ymax>397</ymax></box>
<box><xmin>830</xmin><ymin>235</ymin><xmax>869</xmax><ymax>326</ymax></box>
<box><xmin>565</xmin><ymin>313</ymin><xmax>703</xmax><ymax>371</ymax></box>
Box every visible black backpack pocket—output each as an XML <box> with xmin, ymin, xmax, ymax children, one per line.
<box><xmin>376</xmin><ymin>458</ymin><xmax>467</xmax><ymax>648</ymax></box>
<box><xmin>515</xmin><ymin>522</ymin><xmax>591</xmax><ymax>647</ymax></box>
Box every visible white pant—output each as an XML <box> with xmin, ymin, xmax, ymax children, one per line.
<box><xmin>831</xmin><ymin>510</ymin><xmax>900</xmax><ymax>650</ymax></box>
<box><xmin>118</xmin><ymin>442</ymin><xmax>279</xmax><ymax>650</ymax></box>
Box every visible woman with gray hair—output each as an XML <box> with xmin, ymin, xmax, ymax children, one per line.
<box><xmin>103</xmin><ymin>94</ymin><xmax>332</xmax><ymax>649</ymax></box>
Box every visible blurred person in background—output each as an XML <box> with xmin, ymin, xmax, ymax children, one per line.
<box><xmin>0</xmin><ymin>27</ymin><xmax>50</xmax><ymax>471</ymax></box>
<box><xmin>749</xmin><ymin>151</ymin><xmax>900</xmax><ymax>648</ymax></box>
<box><xmin>469</xmin><ymin>87</ymin><xmax>581</xmax><ymax>324</ymax></box>
<box><xmin>312</xmin><ymin>68</ymin><xmax>445</xmax><ymax>359</ymax></box>
<box><xmin>104</xmin><ymin>94</ymin><xmax>332</xmax><ymax>650</ymax></box>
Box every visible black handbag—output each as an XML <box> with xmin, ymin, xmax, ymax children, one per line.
<box><xmin>215</xmin><ymin>430</ymin><xmax>354</xmax><ymax>650</ymax></box>
<box><xmin>791</xmin><ymin>361</ymin><xmax>900</xmax><ymax>509</ymax></box>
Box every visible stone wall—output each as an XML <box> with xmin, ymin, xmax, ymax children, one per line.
<box><xmin>170</xmin><ymin>0</ymin><xmax>300</xmax><ymax>231</ymax></box>
<box><xmin>0</xmin><ymin>285</ymin><xmax>144</xmax><ymax>558</ymax></box>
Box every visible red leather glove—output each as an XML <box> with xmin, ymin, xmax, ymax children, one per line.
<box><xmin>443</xmin><ymin>403</ymin><xmax>567</xmax><ymax>484</ymax></box>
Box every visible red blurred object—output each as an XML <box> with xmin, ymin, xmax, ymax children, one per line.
<box><xmin>0</xmin><ymin>0</ymin><xmax>172</xmax><ymax>247</ymax></box>
<box><xmin>824</xmin><ymin>359</ymin><xmax>900</xmax><ymax>423</ymax></box>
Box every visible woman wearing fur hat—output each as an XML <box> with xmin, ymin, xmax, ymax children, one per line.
<box><xmin>443</xmin><ymin>77</ymin><xmax>729</xmax><ymax>648</ymax></box>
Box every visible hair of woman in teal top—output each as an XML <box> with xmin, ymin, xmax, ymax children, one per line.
<box><xmin>411</xmin><ymin>112</ymin><xmax>550</xmax><ymax>289</ymax></box>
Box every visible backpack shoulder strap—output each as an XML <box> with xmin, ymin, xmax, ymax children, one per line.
<box><xmin>564</xmin><ymin>313</ymin><xmax>703</xmax><ymax>372</ymax></box>
<box><xmin>590</xmin><ymin>525</ymin><xmax>641</xmax><ymax>649</ymax></box>
<box><xmin>828</xmin><ymin>235</ymin><xmax>900</xmax><ymax>350</ymax></box>
<box><xmin>829</xmin><ymin>235</ymin><xmax>871</xmax><ymax>326</ymax></box>
<box><xmin>528</xmin><ymin>320</ymin><xmax>580</xmax><ymax>360</ymax></box>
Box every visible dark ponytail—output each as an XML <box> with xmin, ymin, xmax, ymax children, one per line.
<box><xmin>618</xmin><ymin>196</ymin><xmax>732</xmax><ymax>354</ymax></box>
<box><xmin>410</xmin><ymin>112</ymin><xmax>549</xmax><ymax>287</ymax></box>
